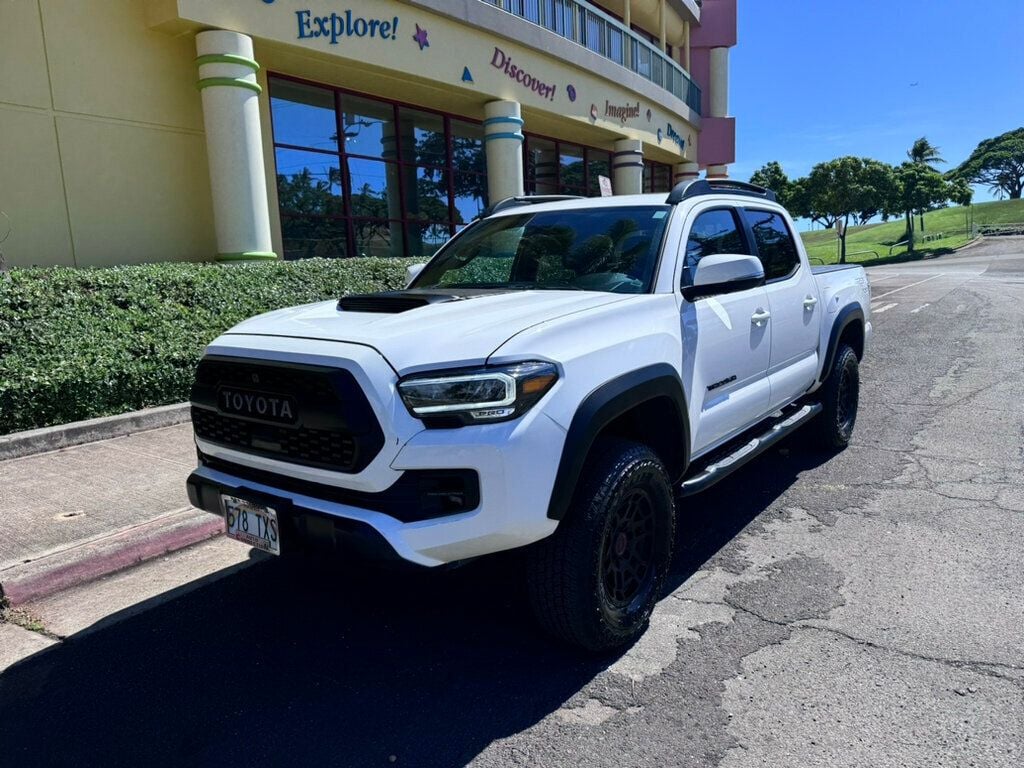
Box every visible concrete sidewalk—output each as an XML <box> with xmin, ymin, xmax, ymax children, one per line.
<box><xmin>0</xmin><ymin>422</ymin><xmax>223</xmax><ymax>605</ymax></box>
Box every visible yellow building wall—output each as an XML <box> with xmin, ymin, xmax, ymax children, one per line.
<box><xmin>0</xmin><ymin>0</ymin><xmax>215</xmax><ymax>268</ymax></box>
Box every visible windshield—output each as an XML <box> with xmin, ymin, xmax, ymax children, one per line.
<box><xmin>411</xmin><ymin>206</ymin><xmax>671</xmax><ymax>294</ymax></box>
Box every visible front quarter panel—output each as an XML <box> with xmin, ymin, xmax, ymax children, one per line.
<box><xmin>487</xmin><ymin>294</ymin><xmax>684</xmax><ymax>433</ymax></box>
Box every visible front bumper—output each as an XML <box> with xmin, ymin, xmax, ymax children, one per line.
<box><xmin>188</xmin><ymin>407</ymin><xmax>566</xmax><ymax>567</ymax></box>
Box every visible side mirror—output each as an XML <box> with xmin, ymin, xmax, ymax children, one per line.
<box><xmin>682</xmin><ymin>253</ymin><xmax>765</xmax><ymax>301</ymax></box>
<box><xmin>405</xmin><ymin>263</ymin><xmax>426</xmax><ymax>287</ymax></box>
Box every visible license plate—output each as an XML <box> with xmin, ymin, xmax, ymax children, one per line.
<box><xmin>222</xmin><ymin>495</ymin><xmax>281</xmax><ymax>555</ymax></box>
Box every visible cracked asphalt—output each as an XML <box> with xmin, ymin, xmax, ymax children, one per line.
<box><xmin>1</xmin><ymin>238</ymin><xmax>1022</xmax><ymax>767</ymax></box>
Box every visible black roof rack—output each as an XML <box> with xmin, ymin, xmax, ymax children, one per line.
<box><xmin>665</xmin><ymin>179</ymin><xmax>777</xmax><ymax>205</ymax></box>
<box><xmin>479</xmin><ymin>195</ymin><xmax>586</xmax><ymax>218</ymax></box>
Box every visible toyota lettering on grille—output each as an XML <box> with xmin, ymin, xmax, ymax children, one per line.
<box><xmin>217</xmin><ymin>387</ymin><xmax>298</xmax><ymax>424</ymax></box>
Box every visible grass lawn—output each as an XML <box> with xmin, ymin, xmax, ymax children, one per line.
<box><xmin>799</xmin><ymin>198</ymin><xmax>1024</xmax><ymax>266</ymax></box>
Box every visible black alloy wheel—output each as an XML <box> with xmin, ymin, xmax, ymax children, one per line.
<box><xmin>527</xmin><ymin>439</ymin><xmax>676</xmax><ymax>652</ymax></box>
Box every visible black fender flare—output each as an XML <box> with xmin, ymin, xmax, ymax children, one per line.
<box><xmin>546</xmin><ymin>363</ymin><xmax>690</xmax><ymax>521</ymax></box>
<box><xmin>819</xmin><ymin>304</ymin><xmax>865</xmax><ymax>383</ymax></box>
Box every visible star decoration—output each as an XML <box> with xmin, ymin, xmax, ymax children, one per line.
<box><xmin>412</xmin><ymin>24</ymin><xmax>429</xmax><ymax>50</ymax></box>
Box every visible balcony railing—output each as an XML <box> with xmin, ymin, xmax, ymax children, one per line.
<box><xmin>486</xmin><ymin>0</ymin><xmax>702</xmax><ymax>115</ymax></box>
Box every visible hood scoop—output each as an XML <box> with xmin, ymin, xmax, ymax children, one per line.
<box><xmin>337</xmin><ymin>290</ymin><xmax>468</xmax><ymax>314</ymax></box>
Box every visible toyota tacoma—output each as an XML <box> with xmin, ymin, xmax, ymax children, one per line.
<box><xmin>186</xmin><ymin>179</ymin><xmax>871</xmax><ymax>651</ymax></box>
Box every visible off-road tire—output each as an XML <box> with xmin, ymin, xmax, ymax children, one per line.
<box><xmin>813</xmin><ymin>343</ymin><xmax>860</xmax><ymax>450</ymax></box>
<box><xmin>527</xmin><ymin>439</ymin><xmax>676</xmax><ymax>652</ymax></box>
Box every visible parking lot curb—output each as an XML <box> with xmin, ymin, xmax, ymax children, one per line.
<box><xmin>0</xmin><ymin>508</ymin><xmax>224</xmax><ymax>607</ymax></box>
<box><xmin>0</xmin><ymin>402</ymin><xmax>191</xmax><ymax>461</ymax></box>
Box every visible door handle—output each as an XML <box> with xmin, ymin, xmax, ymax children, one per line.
<box><xmin>751</xmin><ymin>308</ymin><xmax>771</xmax><ymax>326</ymax></box>
<box><xmin>803</xmin><ymin>296</ymin><xmax>818</xmax><ymax>310</ymax></box>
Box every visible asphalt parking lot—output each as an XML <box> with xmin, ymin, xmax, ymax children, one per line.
<box><xmin>1</xmin><ymin>239</ymin><xmax>1022</xmax><ymax>767</ymax></box>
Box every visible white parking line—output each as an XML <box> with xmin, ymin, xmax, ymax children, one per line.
<box><xmin>910</xmin><ymin>303</ymin><xmax>930</xmax><ymax>314</ymax></box>
<box><xmin>872</xmin><ymin>302</ymin><xmax>898</xmax><ymax>314</ymax></box>
<box><xmin>871</xmin><ymin>273</ymin><xmax>946</xmax><ymax>300</ymax></box>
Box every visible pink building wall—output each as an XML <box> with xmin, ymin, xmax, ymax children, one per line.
<box><xmin>690</xmin><ymin>0</ymin><xmax>737</xmax><ymax>170</ymax></box>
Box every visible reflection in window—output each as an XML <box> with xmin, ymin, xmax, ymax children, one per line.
<box><xmin>270</xmin><ymin>81</ymin><xmax>337</xmax><ymax>151</ymax></box>
<box><xmin>346</xmin><ymin>157</ymin><xmax>395</xmax><ymax>219</ymax></box>
<box><xmin>587</xmin><ymin>152</ymin><xmax>611</xmax><ymax>196</ymax></box>
<box><xmin>745</xmin><ymin>210</ymin><xmax>799</xmax><ymax>281</ymax></box>
<box><xmin>683</xmin><ymin>209</ymin><xmax>749</xmax><ymax>282</ymax></box>
<box><xmin>415</xmin><ymin>207</ymin><xmax>670</xmax><ymax>293</ymax></box>
<box><xmin>340</xmin><ymin>95</ymin><xmax>394</xmax><ymax>159</ymax></box>
<box><xmin>274</xmin><ymin>149</ymin><xmax>342</xmax><ymax>216</ymax></box>
<box><xmin>399</xmin><ymin>110</ymin><xmax>446</xmax><ymax>167</ymax></box>
<box><xmin>525</xmin><ymin>137</ymin><xmax>557</xmax><ymax>194</ymax></box>
<box><xmin>269</xmin><ymin>78</ymin><xmax>627</xmax><ymax>259</ymax></box>
<box><xmin>351</xmin><ymin>218</ymin><xmax>401</xmax><ymax>258</ymax></box>
<box><xmin>643</xmin><ymin>161</ymin><xmax>672</xmax><ymax>194</ymax></box>
<box><xmin>270</xmin><ymin>77</ymin><xmax>492</xmax><ymax>258</ymax></box>
<box><xmin>406</xmin><ymin>221</ymin><xmax>452</xmax><ymax>260</ymax></box>
<box><xmin>560</xmin><ymin>144</ymin><xmax>586</xmax><ymax>194</ymax></box>
<box><xmin>524</xmin><ymin>137</ymin><xmax>612</xmax><ymax>197</ymax></box>
<box><xmin>408</xmin><ymin>166</ymin><xmax>450</xmax><ymax>222</ymax></box>
<box><xmin>280</xmin><ymin>216</ymin><xmax>347</xmax><ymax>260</ymax></box>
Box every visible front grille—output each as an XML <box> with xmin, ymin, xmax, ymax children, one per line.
<box><xmin>190</xmin><ymin>357</ymin><xmax>384</xmax><ymax>473</ymax></box>
<box><xmin>191</xmin><ymin>408</ymin><xmax>357</xmax><ymax>469</ymax></box>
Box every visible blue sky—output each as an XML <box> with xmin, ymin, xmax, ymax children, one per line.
<box><xmin>731</xmin><ymin>0</ymin><xmax>1024</xmax><ymax>205</ymax></box>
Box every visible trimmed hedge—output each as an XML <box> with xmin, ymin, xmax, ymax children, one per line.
<box><xmin>0</xmin><ymin>258</ymin><xmax>415</xmax><ymax>435</ymax></box>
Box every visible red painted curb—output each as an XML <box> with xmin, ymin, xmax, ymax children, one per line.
<box><xmin>0</xmin><ymin>513</ymin><xmax>225</xmax><ymax>606</ymax></box>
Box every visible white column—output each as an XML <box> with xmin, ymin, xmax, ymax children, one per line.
<box><xmin>709</xmin><ymin>46</ymin><xmax>730</xmax><ymax>118</ymax></box>
<box><xmin>706</xmin><ymin>46</ymin><xmax>730</xmax><ymax>179</ymax></box>
<box><xmin>195</xmin><ymin>30</ymin><xmax>275</xmax><ymax>262</ymax></box>
<box><xmin>612</xmin><ymin>139</ymin><xmax>643</xmax><ymax>195</ymax></box>
<box><xmin>673</xmin><ymin>162</ymin><xmax>700</xmax><ymax>189</ymax></box>
<box><xmin>483</xmin><ymin>100</ymin><xmax>525</xmax><ymax>203</ymax></box>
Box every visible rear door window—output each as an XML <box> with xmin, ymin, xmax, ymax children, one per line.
<box><xmin>743</xmin><ymin>209</ymin><xmax>800</xmax><ymax>282</ymax></box>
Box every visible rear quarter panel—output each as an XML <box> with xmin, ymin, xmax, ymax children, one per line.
<box><xmin>811</xmin><ymin>265</ymin><xmax>871</xmax><ymax>381</ymax></box>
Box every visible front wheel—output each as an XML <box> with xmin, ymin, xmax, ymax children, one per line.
<box><xmin>812</xmin><ymin>343</ymin><xmax>860</xmax><ymax>450</ymax></box>
<box><xmin>527</xmin><ymin>439</ymin><xmax>676</xmax><ymax>652</ymax></box>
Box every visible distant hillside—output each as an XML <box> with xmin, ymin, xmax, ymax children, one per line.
<box><xmin>799</xmin><ymin>199</ymin><xmax>1024</xmax><ymax>265</ymax></box>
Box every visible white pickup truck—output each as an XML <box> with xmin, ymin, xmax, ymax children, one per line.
<box><xmin>187</xmin><ymin>180</ymin><xmax>871</xmax><ymax>651</ymax></box>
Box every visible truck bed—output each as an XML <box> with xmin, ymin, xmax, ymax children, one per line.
<box><xmin>811</xmin><ymin>264</ymin><xmax>862</xmax><ymax>275</ymax></box>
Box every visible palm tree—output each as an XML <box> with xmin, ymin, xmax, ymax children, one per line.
<box><xmin>907</xmin><ymin>137</ymin><xmax>945</xmax><ymax>230</ymax></box>
<box><xmin>907</xmin><ymin>137</ymin><xmax>945</xmax><ymax>170</ymax></box>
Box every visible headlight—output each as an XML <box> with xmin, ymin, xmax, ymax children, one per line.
<box><xmin>398</xmin><ymin>361</ymin><xmax>559</xmax><ymax>425</ymax></box>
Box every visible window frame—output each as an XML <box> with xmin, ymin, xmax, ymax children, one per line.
<box><xmin>267</xmin><ymin>73</ymin><xmax>488</xmax><ymax>259</ymax></box>
<box><xmin>740</xmin><ymin>206</ymin><xmax>803</xmax><ymax>284</ymax></box>
<box><xmin>522</xmin><ymin>132</ymin><xmax>613</xmax><ymax>198</ymax></box>
<box><xmin>679</xmin><ymin>205</ymin><xmax>753</xmax><ymax>289</ymax></box>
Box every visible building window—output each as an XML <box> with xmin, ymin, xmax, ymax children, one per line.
<box><xmin>524</xmin><ymin>135</ymin><xmax>612</xmax><ymax>197</ymax></box>
<box><xmin>269</xmin><ymin>76</ymin><xmax>488</xmax><ymax>259</ymax></box>
<box><xmin>643</xmin><ymin>160</ymin><xmax>672</xmax><ymax>194</ymax></box>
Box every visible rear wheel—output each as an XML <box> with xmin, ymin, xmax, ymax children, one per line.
<box><xmin>813</xmin><ymin>343</ymin><xmax>860</xmax><ymax>450</ymax></box>
<box><xmin>527</xmin><ymin>439</ymin><xmax>675</xmax><ymax>652</ymax></box>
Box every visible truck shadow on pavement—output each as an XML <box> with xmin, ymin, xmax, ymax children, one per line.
<box><xmin>0</xmin><ymin>441</ymin><xmax>832</xmax><ymax>768</ymax></box>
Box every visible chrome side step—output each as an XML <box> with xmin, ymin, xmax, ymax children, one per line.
<box><xmin>678</xmin><ymin>403</ymin><xmax>822</xmax><ymax>497</ymax></box>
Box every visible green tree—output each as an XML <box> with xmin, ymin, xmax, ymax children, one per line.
<box><xmin>788</xmin><ymin>178</ymin><xmax>836</xmax><ymax>230</ymax></box>
<box><xmin>749</xmin><ymin>161</ymin><xmax>792</xmax><ymax>207</ymax></box>
<box><xmin>906</xmin><ymin>137</ymin><xmax>946</xmax><ymax>230</ymax></box>
<box><xmin>798</xmin><ymin>157</ymin><xmax>896</xmax><ymax>262</ymax></box>
<box><xmin>949</xmin><ymin>127</ymin><xmax>1024</xmax><ymax>200</ymax></box>
<box><xmin>894</xmin><ymin>163</ymin><xmax>957</xmax><ymax>252</ymax></box>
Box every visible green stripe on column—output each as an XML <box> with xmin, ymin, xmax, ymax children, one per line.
<box><xmin>194</xmin><ymin>53</ymin><xmax>261</xmax><ymax>71</ymax></box>
<box><xmin>215</xmin><ymin>251</ymin><xmax>278</xmax><ymax>262</ymax></box>
<box><xmin>196</xmin><ymin>77</ymin><xmax>263</xmax><ymax>95</ymax></box>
